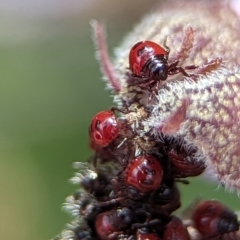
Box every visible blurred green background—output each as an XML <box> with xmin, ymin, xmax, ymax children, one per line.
<box><xmin>0</xmin><ymin>1</ymin><xmax>239</xmax><ymax>240</ymax></box>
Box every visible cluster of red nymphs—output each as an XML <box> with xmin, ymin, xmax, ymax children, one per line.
<box><xmin>54</xmin><ymin>21</ymin><xmax>239</xmax><ymax>240</ymax></box>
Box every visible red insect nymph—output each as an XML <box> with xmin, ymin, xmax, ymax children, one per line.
<box><xmin>125</xmin><ymin>155</ymin><xmax>163</xmax><ymax>193</ymax></box>
<box><xmin>136</xmin><ymin>228</ymin><xmax>160</xmax><ymax>240</ymax></box>
<box><xmin>89</xmin><ymin>110</ymin><xmax>119</xmax><ymax>148</ymax></box>
<box><xmin>191</xmin><ymin>200</ymin><xmax>239</xmax><ymax>237</ymax></box>
<box><xmin>129</xmin><ymin>40</ymin><xmax>169</xmax><ymax>81</ymax></box>
<box><xmin>95</xmin><ymin>208</ymin><xmax>133</xmax><ymax>240</ymax></box>
<box><xmin>163</xmin><ymin>216</ymin><xmax>190</xmax><ymax>240</ymax></box>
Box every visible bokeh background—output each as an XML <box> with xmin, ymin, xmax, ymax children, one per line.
<box><xmin>0</xmin><ymin>0</ymin><xmax>239</xmax><ymax>240</ymax></box>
